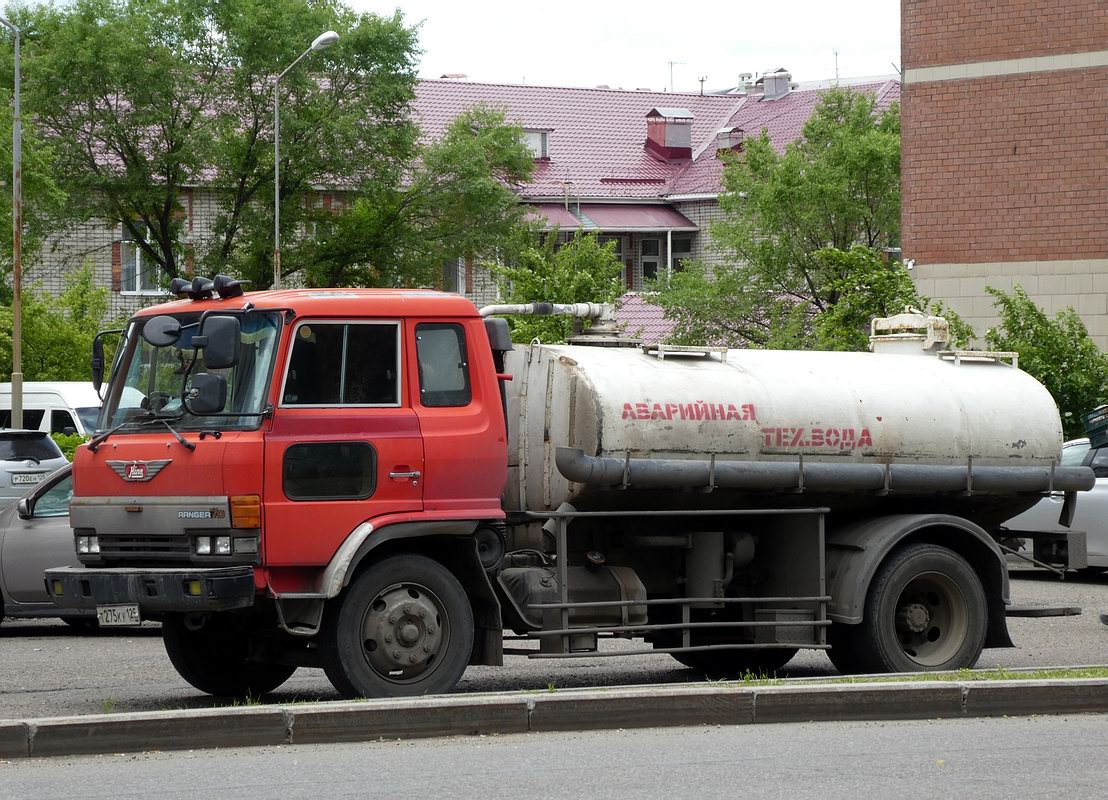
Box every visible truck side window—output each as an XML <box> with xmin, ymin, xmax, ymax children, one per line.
<box><xmin>283</xmin><ymin>322</ymin><xmax>399</xmax><ymax>406</ymax></box>
<box><xmin>415</xmin><ymin>323</ymin><xmax>471</xmax><ymax>407</ymax></box>
<box><xmin>283</xmin><ymin>442</ymin><xmax>377</xmax><ymax>500</ymax></box>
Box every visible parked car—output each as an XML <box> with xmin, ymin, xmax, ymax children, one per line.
<box><xmin>1001</xmin><ymin>439</ymin><xmax>1108</xmax><ymax>570</ymax></box>
<box><xmin>0</xmin><ymin>430</ymin><xmax>70</xmax><ymax>501</ymax></box>
<box><xmin>0</xmin><ymin>464</ymin><xmax>95</xmax><ymax>626</ymax></box>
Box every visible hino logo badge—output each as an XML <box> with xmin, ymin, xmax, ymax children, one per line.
<box><xmin>106</xmin><ymin>459</ymin><xmax>172</xmax><ymax>482</ymax></box>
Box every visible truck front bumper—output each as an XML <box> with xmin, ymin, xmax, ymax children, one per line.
<box><xmin>44</xmin><ymin>566</ymin><xmax>256</xmax><ymax>613</ymax></box>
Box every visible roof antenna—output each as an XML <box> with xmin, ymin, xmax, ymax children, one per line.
<box><xmin>668</xmin><ymin>60</ymin><xmax>685</xmax><ymax>92</ymax></box>
<box><xmin>698</xmin><ymin>75</ymin><xmax>707</xmax><ymax>96</ymax></box>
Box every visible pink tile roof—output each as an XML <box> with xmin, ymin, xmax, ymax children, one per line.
<box><xmin>412</xmin><ymin>77</ymin><xmax>899</xmax><ymax>202</ymax></box>
<box><xmin>412</xmin><ymin>80</ymin><xmax>743</xmax><ymax>200</ymax></box>
<box><xmin>667</xmin><ymin>78</ymin><xmax>900</xmax><ymax>196</ymax></box>
<box><xmin>615</xmin><ymin>292</ymin><xmax>676</xmax><ymax>344</ymax></box>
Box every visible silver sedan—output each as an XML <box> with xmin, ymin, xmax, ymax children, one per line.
<box><xmin>0</xmin><ymin>464</ymin><xmax>95</xmax><ymax>626</ymax></box>
<box><xmin>1002</xmin><ymin>439</ymin><xmax>1108</xmax><ymax>570</ymax></box>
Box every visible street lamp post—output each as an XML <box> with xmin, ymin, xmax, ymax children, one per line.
<box><xmin>0</xmin><ymin>15</ymin><xmax>21</xmax><ymax>428</ymax></box>
<box><xmin>273</xmin><ymin>30</ymin><xmax>338</xmax><ymax>290</ymax></box>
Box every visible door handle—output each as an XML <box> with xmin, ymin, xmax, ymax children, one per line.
<box><xmin>389</xmin><ymin>470</ymin><xmax>422</xmax><ymax>480</ymax></box>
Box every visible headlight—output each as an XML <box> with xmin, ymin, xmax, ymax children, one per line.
<box><xmin>76</xmin><ymin>536</ymin><xmax>89</xmax><ymax>554</ymax></box>
<box><xmin>234</xmin><ymin>537</ymin><xmax>259</xmax><ymax>555</ymax></box>
<box><xmin>195</xmin><ymin>536</ymin><xmax>211</xmax><ymax>555</ymax></box>
<box><xmin>88</xmin><ymin>535</ymin><xmax>100</xmax><ymax>554</ymax></box>
<box><xmin>214</xmin><ymin>536</ymin><xmax>231</xmax><ymax>556</ymax></box>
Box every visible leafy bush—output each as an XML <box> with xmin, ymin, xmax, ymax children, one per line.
<box><xmin>985</xmin><ymin>285</ymin><xmax>1108</xmax><ymax>439</ymax></box>
<box><xmin>51</xmin><ymin>432</ymin><xmax>88</xmax><ymax>461</ymax></box>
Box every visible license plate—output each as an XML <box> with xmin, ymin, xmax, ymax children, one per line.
<box><xmin>96</xmin><ymin>604</ymin><xmax>142</xmax><ymax>627</ymax></box>
<box><xmin>11</xmin><ymin>473</ymin><xmax>44</xmax><ymax>485</ymax></box>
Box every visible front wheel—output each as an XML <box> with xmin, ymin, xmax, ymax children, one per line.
<box><xmin>163</xmin><ymin>614</ymin><xmax>297</xmax><ymax>698</ymax></box>
<box><xmin>852</xmin><ymin>543</ymin><xmax>987</xmax><ymax>673</ymax></box>
<box><xmin>320</xmin><ymin>554</ymin><xmax>474</xmax><ymax>699</ymax></box>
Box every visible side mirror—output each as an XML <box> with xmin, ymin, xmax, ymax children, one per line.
<box><xmin>16</xmin><ymin>497</ymin><xmax>32</xmax><ymax>520</ymax></box>
<box><xmin>141</xmin><ymin>315</ymin><xmax>183</xmax><ymax>347</ymax></box>
<box><xmin>61</xmin><ymin>426</ymin><xmax>77</xmax><ymax>436</ymax></box>
<box><xmin>188</xmin><ymin>373</ymin><xmax>227</xmax><ymax>415</ymax></box>
<box><xmin>197</xmin><ymin>315</ymin><xmax>240</xmax><ymax>370</ymax></box>
<box><xmin>91</xmin><ymin>336</ymin><xmax>105</xmax><ymax>393</ymax></box>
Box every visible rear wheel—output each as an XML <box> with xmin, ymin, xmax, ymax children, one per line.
<box><xmin>163</xmin><ymin>614</ymin><xmax>297</xmax><ymax>698</ymax></box>
<box><xmin>852</xmin><ymin>543</ymin><xmax>987</xmax><ymax>673</ymax></box>
<box><xmin>671</xmin><ymin>647</ymin><xmax>798</xmax><ymax>677</ymax></box>
<box><xmin>320</xmin><ymin>554</ymin><xmax>473</xmax><ymax>699</ymax></box>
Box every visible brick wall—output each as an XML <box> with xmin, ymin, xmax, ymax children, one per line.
<box><xmin>903</xmin><ymin>0</ymin><xmax>1108</xmax><ymax>68</ymax></box>
<box><xmin>902</xmin><ymin>67</ymin><xmax>1108</xmax><ymax>264</ymax></box>
<box><xmin>902</xmin><ymin>0</ymin><xmax>1108</xmax><ymax>348</ymax></box>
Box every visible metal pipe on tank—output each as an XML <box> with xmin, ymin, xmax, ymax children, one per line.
<box><xmin>554</xmin><ymin>448</ymin><xmax>1095</xmax><ymax>496</ymax></box>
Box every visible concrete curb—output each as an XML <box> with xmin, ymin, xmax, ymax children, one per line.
<box><xmin>2</xmin><ymin>678</ymin><xmax>1107</xmax><ymax>759</ymax></box>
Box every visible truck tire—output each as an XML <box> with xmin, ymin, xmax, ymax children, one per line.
<box><xmin>852</xmin><ymin>543</ymin><xmax>987</xmax><ymax>673</ymax></box>
<box><xmin>671</xmin><ymin>647</ymin><xmax>798</xmax><ymax>677</ymax></box>
<box><xmin>162</xmin><ymin>615</ymin><xmax>297</xmax><ymax>698</ymax></box>
<box><xmin>321</xmin><ymin>554</ymin><xmax>474</xmax><ymax>699</ymax></box>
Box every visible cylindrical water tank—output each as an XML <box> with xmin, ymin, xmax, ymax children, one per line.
<box><xmin>504</xmin><ymin>343</ymin><xmax>1069</xmax><ymax>514</ymax></box>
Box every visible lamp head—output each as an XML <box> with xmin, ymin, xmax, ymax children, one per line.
<box><xmin>311</xmin><ymin>31</ymin><xmax>339</xmax><ymax>51</ymax></box>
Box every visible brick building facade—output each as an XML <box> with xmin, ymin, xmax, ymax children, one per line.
<box><xmin>901</xmin><ymin>0</ymin><xmax>1108</xmax><ymax>346</ymax></box>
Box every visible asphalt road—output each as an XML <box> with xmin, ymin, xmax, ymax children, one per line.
<box><xmin>2</xmin><ymin>715</ymin><xmax>1106</xmax><ymax>798</ymax></box>
<box><xmin>1</xmin><ymin>568</ymin><xmax>1105</xmax><ymax>720</ymax></box>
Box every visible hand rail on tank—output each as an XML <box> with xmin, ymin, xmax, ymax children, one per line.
<box><xmin>520</xmin><ymin>507</ymin><xmax>830</xmax><ymax>659</ymax></box>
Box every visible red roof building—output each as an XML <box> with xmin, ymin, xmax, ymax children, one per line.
<box><xmin>412</xmin><ymin>74</ymin><xmax>899</xmax><ymax>340</ymax></box>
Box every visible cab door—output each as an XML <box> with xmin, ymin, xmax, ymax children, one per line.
<box><xmin>262</xmin><ymin>319</ymin><xmax>424</xmax><ymax>568</ymax></box>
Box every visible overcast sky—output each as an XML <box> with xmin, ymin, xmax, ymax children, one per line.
<box><xmin>350</xmin><ymin>0</ymin><xmax>901</xmax><ymax>92</ymax></box>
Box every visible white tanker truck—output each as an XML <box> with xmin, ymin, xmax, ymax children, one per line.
<box><xmin>49</xmin><ymin>289</ymin><xmax>1094</xmax><ymax>699</ymax></box>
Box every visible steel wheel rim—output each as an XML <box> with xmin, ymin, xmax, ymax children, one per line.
<box><xmin>359</xmin><ymin>582</ymin><xmax>451</xmax><ymax>684</ymax></box>
<box><xmin>893</xmin><ymin>570</ymin><xmax>968</xmax><ymax>667</ymax></box>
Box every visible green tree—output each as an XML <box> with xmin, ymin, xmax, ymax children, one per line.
<box><xmin>491</xmin><ymin>229</ymin><xmax>623</xmax><ymax>343</ymax></box>
<box><xmin>22</xmin><ymin>0</ymin><xmax>532</xmax><ymax>291</ymax></box>
<box><xmin>301</xmin><ymin>105</ymin><xmax>535</xmax><ymax>288</ymax></box>
<box><xmin>985</xmin><ymin>285</ymin><xmax>1108</xmax><ymax>439</ymax></box>
<box><xmin>811</xmin><ymin>246</ymin><xmax>973</xmax><ymax>351</ymax></box>
<box><xmin>652</xmin><ymin>88</ymin><xmax>901</xmax><ymax>348</ymax></box>
<box><xmin>0</xmin><ymin>262</ymin><xmax>117</xmax><ymax>380</ymax></box>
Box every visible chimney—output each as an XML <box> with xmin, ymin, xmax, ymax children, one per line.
<box><xmin>715</xmin><ymin>126</ymin><xmax>744</xmax><ymax>157</ymax></box>
<box><xmin>738</xmin><ymin>72</ymin><xmax>755</xmax><ymax>94</ymax></box>
<box><xmin>761</xmin><ymin>70</ymin><xmax>792</xmax><ymax>100</ymax></box>
<box><xmin>644</xmin><ymin>107</ymin><xmax>693</xmax><ymax>162</ymax></box>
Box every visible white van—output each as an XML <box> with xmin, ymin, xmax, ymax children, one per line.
<box><xmin>0</xmin><ymin>382</ymin><xmax>102</xmax><ymax>436</ymax></box>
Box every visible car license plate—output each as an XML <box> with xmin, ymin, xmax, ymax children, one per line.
<box><xmin>96</xmin><ymin>604</ymin><xmax>142</xmax><ymax>627</ymax></box>
<box><xmin>11</xmin><ymin>473</ymin><xmax>44</xmax><ymax>485</ymax></box>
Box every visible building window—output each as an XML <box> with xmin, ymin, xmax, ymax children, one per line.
<box><xmin>120</xmin><ymin>228</ymin><xmax>165</xmax><ymax>295</ymax></box>
<box><xmin>640</xmin><ymin>238</ymin><xmax>661</xmax><ymax>282</ymax></box>
<box><xmin>522</xmin><ymin>130</ymin><xmax>549</xmax><ymax>159</ymax></box>
<box><xmin>281</xmin><ymin>321</ymin><xmax>400</xmax><ymax>407</ymax></box>
<box><xmin>598</xmin><ymin>235</ymin><xmax>623</xmax><ymax>261</ymax></box>
<box><xmin>442</xmin><ymin>259</ymin><xmax>462</xmax><ymax>293</ymax></box>
<box><xmin>670</xmin><ymin>237</ymin><xmax>693</xmax><ymax>273</ymax></box>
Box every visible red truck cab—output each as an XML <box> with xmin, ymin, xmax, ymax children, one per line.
<box><xmin>49</xmin><ymin>281</ymin><xmax>510</xmax><ymax>697</ymax></box>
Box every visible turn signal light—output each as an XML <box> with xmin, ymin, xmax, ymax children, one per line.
<box><xmin>230</xmin><ymin>495</ymin><xmax>261</xmax><ymax>529</ymax></box>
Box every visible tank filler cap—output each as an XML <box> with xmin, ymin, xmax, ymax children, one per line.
<box><xmin>869</xmin><ymin>307</ymin><xmax>950</xmax><ymax>355</ymax></box>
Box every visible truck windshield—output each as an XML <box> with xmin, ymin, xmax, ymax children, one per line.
<box><xmin>99</xmin><ymin>311</ymin><xmax>282</xmax><ymax>432</ymax></box>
